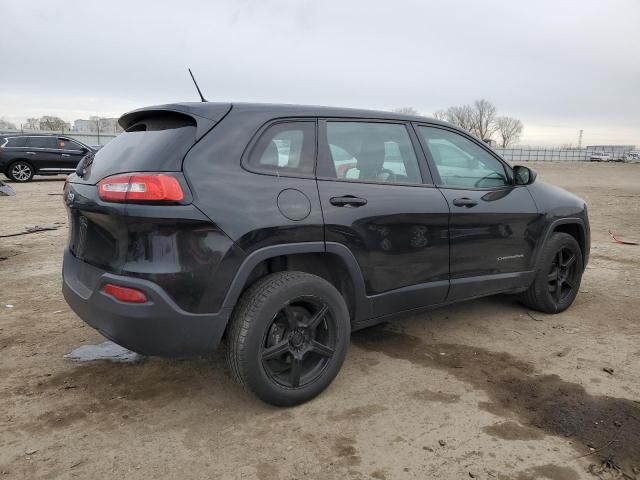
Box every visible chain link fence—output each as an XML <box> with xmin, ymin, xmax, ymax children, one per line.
<box><xmin>2</xmin><ymin>128</ymin><xmax>637</xmax><ymax>162</ymax></box>
<box><xmin>493</xmin><ymin>147</ymin><xmax>635</xmax><ymax>162</ymax></box>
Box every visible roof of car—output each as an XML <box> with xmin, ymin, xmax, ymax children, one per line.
<box><xmin>0</xmin><ymin>133</ymin><xmax>71</xmax><ymax>138</ymax></box>
<box><xmin>0</xmin><ymin>134</ymin><xmax>93</xmax><ymax>149</ymax></box>
<box><xmin>121</xmin><ymin>102</ymin><xmax>452</xmax><ymax>127</ymax></box>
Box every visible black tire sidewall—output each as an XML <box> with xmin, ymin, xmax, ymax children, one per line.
<box><xmin>8</xmin><ymin>161</ymin><xmax>34</xmax><ymax>182</ymax></box>
<box><xmin>238</xmin><ymin>273</ymin><xmax>350</xmax><ymax>406</ymax></box>
<box><xmin>535</xmin><ymin>233</ymin><xmax>583</xmax><ymax>313</ymax></box>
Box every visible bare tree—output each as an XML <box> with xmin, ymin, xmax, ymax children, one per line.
<box><xmin>101</xmin><ymin>118</ymin><xmax>121</xmax><ymax>133</ymax></box>
<box><xmin>434</xmin><ymin>99</ymin><xmax>522</xmax><ymax>145</ymax></box>
<box><xmin>433</xmin><ymin>105</ymin><xmax>475</xmax><ymax>133</ymax></box>
<box><xmin>39</xmin><ymin>116</ymin><xmax>69</xmax><ymax>131</ymax></box>
<box><xmin>447</xmin><ymin>105</ymin><xmax>476</xmax><ymax>132</ymax></box>
<box><xmin>433</xmin><ymin>109</ymin><xmax>447</xmax><ymax>121</ymax></box>
<box><xmin>471</xmin><ymin>99</ymin><xmax>497</xmax><ymax>141</ymax></box>
<box><xmin>393</xmin><ymin>106</ymin><xmax>420</xmax><ymax>116</ymax></box>
<box><xmin>24</xmin><ymin>118</ymin><xmax>40</xmax><ymax>130</ymax></box>
<box><xmin>495</xmin><ymin>116</ymin><xmax>523</xmax><ymax>147</ymax></box>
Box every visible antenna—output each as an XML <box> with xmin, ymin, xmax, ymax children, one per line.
<box><xmin>188</xmin><ymin>68</ymin><xmax>207</xmax><ymax>102</ymax></box>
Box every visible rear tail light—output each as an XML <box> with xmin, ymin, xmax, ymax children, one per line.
<box><xmin>102</xmin><ymin>283</ymin><xmax>148</xmax><ymax>303</ymax></box>
<box><xmin>98</xmin><ymin>173</ymin><xmax>184</xmax><ymax>203</ymax></box>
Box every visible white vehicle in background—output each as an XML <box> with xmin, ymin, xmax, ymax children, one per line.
<box><xmin>589</xmin><ymin>152</ymin><xmax>612</xmax><ymax>162</ymax></box>
<box><xmin>623</xmin><ymin>151</ymin><xmax>640</xmax><ymax>163</ymax></box>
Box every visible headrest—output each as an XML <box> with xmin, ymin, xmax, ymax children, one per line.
<box><xmin>357</xmin><ymin>135</ymin><xmax>385</xmax><ymax>173</ymax></box>
<box><xmin>261</xmin><ymin>141</ymin><xmax>280</xmax><ymax>166</ymax></box>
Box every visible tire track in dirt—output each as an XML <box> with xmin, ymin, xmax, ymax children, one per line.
<box><xmin>353</xmin><ymin>325</ymin><xmax>640</xmax><ymax>473</ymax></box>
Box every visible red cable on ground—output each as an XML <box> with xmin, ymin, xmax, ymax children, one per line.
<box><xmin>609</xmin><ymin>230</ymin><xmax>639</xmax><ymax>245</ymax></box>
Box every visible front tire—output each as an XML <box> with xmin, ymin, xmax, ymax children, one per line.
<box><xmin>520</xmin><ymin>232</ymin><xmax>583</xmax><ymax>313</ymax></box>
<box><xmin>225</xmin><ymin>271</ymin><xmax>350</xmax><ymax>406</ymax></box>
<box><xmin>8</xmin><ymin>161</ymin><xmax>34</xmax><ymax>182</ymax></box>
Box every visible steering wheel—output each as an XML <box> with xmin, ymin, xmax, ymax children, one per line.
<box><xmin>379</xmin><ymin>168</ymin><xmax>397</xmax><ymax>182</ymax></box>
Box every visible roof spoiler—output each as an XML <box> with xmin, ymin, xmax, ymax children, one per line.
<box><xmin>118</xmin><ymin>103</ymin><xmax>232</xmax><ymax>141</ymax></box>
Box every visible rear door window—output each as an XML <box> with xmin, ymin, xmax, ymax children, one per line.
<box><xmin>27</xmin><ymin>137</ymin><xmax>58</xmax><ymax>149</ymax></box>
<box><xmin>247</xmin><ymin>121</ymin><xmax>316</xmax><ymax>177</ymax></box>
<box><xmin>60</xmin><ymin>138</ymin><xmax>86</xmax><ymax>151</ymax></box>
<box><xmin>319</xmin><ymin>121</ymin><xmax>422</xmax><ymax>184</ymax></box>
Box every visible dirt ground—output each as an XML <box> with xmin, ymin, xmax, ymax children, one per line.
<box><xmin>1</xmin><ymin>162</ymin><xmax>639</xmax><ymax>480</ymax></box>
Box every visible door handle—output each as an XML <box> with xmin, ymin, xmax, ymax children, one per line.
<box><xmin>330</xmin><ymin>195</ymin><xmax>368</xmax><ymax>207</ymax></box>
<box><xmin>61</xmin><ymin>154</ymin><xmax>70</xmax><ymax>157</ymax></box>
<box><xmin>452</xmin><ymin>197</ymin><xmax>478</xmax><ymax>208</ymax></box>
<box><xmin>25</xmin><ymin>151</ymin><xmax>36</xmax><ymax>155</ymax></box>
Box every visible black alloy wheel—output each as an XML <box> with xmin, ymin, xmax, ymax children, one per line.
<box><xmin>547</xmin><ymin>246</ymin><xmax>579</xmax><ymax>303</ymax></box>
<box><xmin>226</xmin><ymin>271</ymin><xmax>350</xmax><ymax>406</ymax></box>
<box><xmin>519</xmin><ymin>232</ymin><xmax>584</xmax><ymax>313</ymax></box>
<box><xmin>261</xmin><ymin>298</ymin><xmax>336</xmax><ymax>389</ymax></box>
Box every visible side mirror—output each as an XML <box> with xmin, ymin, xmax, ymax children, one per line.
<box><xmin>513</xmin><ymin>165</ymin><xmax>537</xmax><ymax>185</ymax></box>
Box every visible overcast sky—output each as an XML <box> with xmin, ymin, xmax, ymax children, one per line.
<box><xmin>2</xmin><ymin>0</ymin><xmax>639</xmax><ymax>146</ymax></box>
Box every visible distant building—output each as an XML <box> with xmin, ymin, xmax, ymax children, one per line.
<box><xmin>0</xmin><ymin>119</ymin><xmax>17</xmax><ymax>130</ymax></box>
<box><xmin>586</xmin><ymin>145</ymin><xmax>635</xmax><ymax>154</ymax></box>
<box><xmin>72</xmin><ymin>119</ymin><xmax>95</xmax><ymax>133</ymax></box>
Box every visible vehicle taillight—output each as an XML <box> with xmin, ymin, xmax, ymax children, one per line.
<box><xmin>97</xmin><ymin>173</ymin><xmax>184</xmax><ymax>203</ymax></box>
<box><xmin>102</xmin><ymin>283</ymin><xmax>148</xmax><ymax>303</ymax></box>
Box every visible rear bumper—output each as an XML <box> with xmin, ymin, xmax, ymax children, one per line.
<box><xmin>62</xmin><ymin>249</ymin><xmax>231</xmax><ymax>356</ymax></box>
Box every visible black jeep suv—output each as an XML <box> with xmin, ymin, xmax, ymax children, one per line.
<box><xmin>0</xmin><ymin>134</ymin><xmax>95</xmax><ymax>182</ymax></box>
<box><xmin>62</xmin><ymin>103</ymin><xmax>590</xmax><ymax>405</ymax></box>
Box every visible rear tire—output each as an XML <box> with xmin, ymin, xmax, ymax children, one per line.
<box><xmin>7</xmin><ymin>161</ymin><xmax>34</xmax><ymax>182</ymax></box>
<box><xmin>225</xmin><ymin>271</ymin><xmax>350</xmax><ymax>406</ymax></box>
<box><xmin>520</xmin><ymin>232</ymin><xmax>583</xmax><ymax>313</ymax></box>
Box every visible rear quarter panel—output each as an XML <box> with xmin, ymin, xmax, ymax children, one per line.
<box><xmin>182</xmin><ymin>109</ymin><xmax>324</xmax><ymax>254</ymax></box>
<box><xmin>64</xmin><ymin>181</ymin><xmax>244</xmax><ymax>314</ymax></box>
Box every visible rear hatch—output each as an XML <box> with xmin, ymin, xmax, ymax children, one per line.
<box><xmin>72</xmin><ymin>103</ymin><xmax>231</xmax><ymax>185</ymax></box>
<box><xmin>64</xmin><ymin>104</ymin><xmax>233</xmax><ymax>310</ymax></box>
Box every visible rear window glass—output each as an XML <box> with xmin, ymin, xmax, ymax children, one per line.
<box><xmin>247</xmin><ymin>122</ymin><xmax>316</xmax><ymax>176</ymax></box>
<box><xmin>28</xmin><ymin>137</ymin><xmax>58</xmax><ymax>149</ymax></box>
<box><xmin>126</xmin><ymin>115</ymin><xmax>194</xmax><ymax>132</ymax></box>
<box><xmin>84</xmin><ymin>119</ymin><xmax>196</xmax><ymax>182</ymax></box>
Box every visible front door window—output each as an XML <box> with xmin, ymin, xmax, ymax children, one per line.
<box><xmin>418</xmin><ymin>127</ymin><xmax>510</xmax><ymax>189</ymax></box>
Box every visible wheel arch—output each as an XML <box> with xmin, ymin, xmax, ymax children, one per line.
<box><xmin>221</xmin><ymin>242</ymin><xmax>370</xmax><ymax>328</ymax></box>
<box><xmin>536</xmin><ymin>218</ymin><xmax>587</xmax><ymax>269</ymax></box>
<box><xmin>6</xmin><ymin>158</ymin><xmax>35</xmax><ymax>173</ymax></box>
